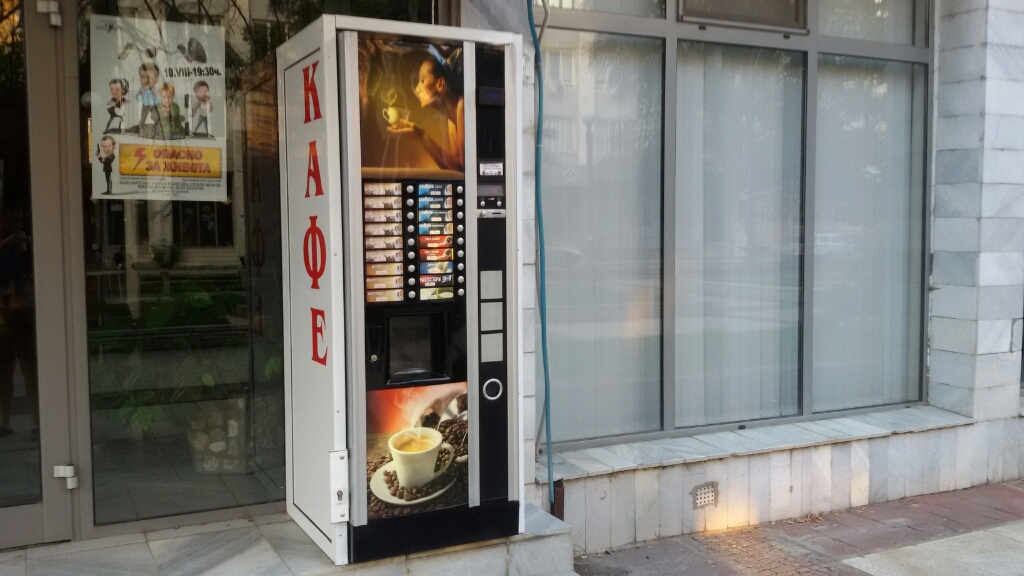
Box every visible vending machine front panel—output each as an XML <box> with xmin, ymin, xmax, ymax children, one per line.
<box><xmin>279</xmin><ymin>16</ymin><xmax>521</xmax><ymax>565</ymax></box>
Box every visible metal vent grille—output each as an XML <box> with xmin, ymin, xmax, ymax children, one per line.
<box><xmin>691</xmin><ymin>482</ymin><xmax>718</xmax><ymax>508</ymax></box>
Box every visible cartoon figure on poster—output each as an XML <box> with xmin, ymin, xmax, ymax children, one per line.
<box><xmin>90</xmin><ymin>15</ymin><xmax>226</xmax><ymax>201</ymax></box>
<box><xmin>359</xmin><ymin>38</ymin><xmax>465</xmax><ymax>178</ymax></box>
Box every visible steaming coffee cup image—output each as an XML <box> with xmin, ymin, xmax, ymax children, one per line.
<box><xmin>388</xmin><ymin>427</ymin><xmax>454</xmax><ymax>489</ymax></box>
<box><xmin>381</xmin><ymin>106</ymin><xmax>410</xmax><ymax>126</ymax></box>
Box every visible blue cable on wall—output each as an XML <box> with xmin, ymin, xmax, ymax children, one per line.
<box><xmin>526</xmin><ymin>0</ymin><xmax>555</xmax><ymax>508</ymax></box>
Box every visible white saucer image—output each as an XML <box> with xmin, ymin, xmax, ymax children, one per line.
<box><xmin>369</xmin><ymin>461</ymin><xmax>457</xmax><ymax>506</ymax></box>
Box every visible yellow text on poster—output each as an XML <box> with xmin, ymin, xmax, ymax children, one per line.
<box><xmin>119</xmin><ymin>144</ymin><xmax>222</xmax><ymax>179</ymax></box>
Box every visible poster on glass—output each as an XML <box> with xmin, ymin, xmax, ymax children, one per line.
<box><xmin>90</xmin><ymin>15</ymin><xmax>227</xmax><ymax>201</ymax></box>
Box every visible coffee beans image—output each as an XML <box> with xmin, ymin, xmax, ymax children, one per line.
<box><xmin>366</xmin><ymin>417</ymin><xmax>470</xmax><ymax>520</ymax></box>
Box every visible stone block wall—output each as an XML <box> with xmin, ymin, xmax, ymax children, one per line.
<box><xmin>930</xmin><ymin>0</ymin><xmax>1024</xmax><ymax>419</ymax></box>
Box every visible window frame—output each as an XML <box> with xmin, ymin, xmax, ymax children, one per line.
<box><xmin>541</xmin><ymin>0</ymin><xmax>933</xmax><ymax>452</ymax></box>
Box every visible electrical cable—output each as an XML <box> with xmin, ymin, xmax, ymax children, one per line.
<box><xmin>526</xmin><ymin>0</ymin><xmax>555</xmax><ymax>509</ymax></box>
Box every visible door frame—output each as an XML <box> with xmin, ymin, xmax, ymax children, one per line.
<box><xmin>57</xmin><ymin>1</ymin><xmax>285</xmax><ymax>541</ymax></box>
<box><xmin>0</xmin><ymin>0</ymin><xmax>75</xmax><ymax>550</ymax></box>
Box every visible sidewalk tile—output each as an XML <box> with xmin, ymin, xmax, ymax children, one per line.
<box><xmin>919</xmin><ymin>531</ymin><xmax>1024</xmax><ymax>575</ymax></box>
<box><xmin>845</xmin><ymin>544</ymin><xmax>993</xmax><ymax>576</ymax></box>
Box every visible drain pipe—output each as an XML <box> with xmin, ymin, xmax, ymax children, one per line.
<box><xmin>526</xmin><ymin>0</ymin><xmax>554</xmax><ymax>511</ymax></box>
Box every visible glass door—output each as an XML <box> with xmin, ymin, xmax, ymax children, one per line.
<box><xmin>0</xmin><ymin>0</ymin><xmax>75</xmax><ymax>549</ymax></box>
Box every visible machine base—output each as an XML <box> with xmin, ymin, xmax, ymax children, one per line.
<box><xmin>350</xmin><ymin>500</ymin><xmax>520</xmax><ymax>563</ymax></box>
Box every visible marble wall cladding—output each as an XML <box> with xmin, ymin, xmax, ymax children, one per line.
<box><xmin>564</xmin><ymin>478</ymin><xmax>586</xmax><ymax>554</ymax></box>
<box><xmin>850</xmin><ymin>440</ymin><xmax>870</xmax><ymax>507</ymax></box>
<box><xmin>921</xmin><ymin>431</ymin><xmax>942</xmax><ymax>495</ymax></box>
<box><xmin>956</xmin><ymin>424</ymin><xmax>976</xmax><ymax>489</ymax></box>
<box><xmin>903</xmin><ymin>433</ymin><xmax>925</xmax><ymax>498</ymax></box>
<box><xmin>726</xmin><ymin>456</ymin><xmax>751</xmax><ymax>528</ymax></box>
<box><xmin>810</xmin><ymin>446</ymin><xmax>833</xmax><ymax>515</ymax></box>
<box><xmin>938</xmin><ymin>427</ymin><xmax>959</xmax><ymax>492</ymax></box>
<box><xmin>975</xmin><ymin>384</ymin><xmax>1022</xmax><ymax>420</ymax></box>
<box><xmin>982</xmin><ymin>185</ymin><xmax>1024</xmax><ymax>218</ymax></box>
<box><xmin>680</xmin><ymin>463</ymin><xmax>708</xmax><ymax>534</ymax></box>
<box><xmin>703</xmin><ymin>458</ymin><xmax>729</xmax><ymax>532</ymax></box>
<box><xmin>973</xmin><ymin>420</ymin><xmax>992</xmax><ymax>487</ymax></box>
<box><xmin>608</xmin><ymin>472</ymin><xmax>635</xmax><ymax>548</ymax></box>
<box><xmin>830</xmin><ymin>443</ymin><xmax>852</xmax><ymax>511</ymax></box>
<box><xmin>979</xmin><ymin>252</ymin><xmax>1024</xmax><ymax>286</ymax></box>
<box><xmin>768</xmin><ymin>451</ymin><xmax>792</xmax><ymax>521</ymax></box>
<box><xmin>935</xmin><ymin>149</ymin><xmax>983</xmax><ymax>185</ymax></box>
<box><xmin>941</xmin><ymin>9</ymin><xmax>988</xmax><ymax>49</ymax></box>
<box><xmin>980</xmin><ymin>219</ymin><xmax>1024</xmax><ymax>252</ymax></box>
<box><xmin>584</xmin><ymin>475</ymin><xmax>611</xmax><ymax>554</ymax></box>
<box><xmin>868</xmin><ymin>436</ymin><xmax>889</xmax><ymax>504</ymax></box>
<box><xmin>634</xmin><ymin>468</ymin><xmax>661</xmax><ymax>541</ymax></box>
<box><xmin>748</xmin><ymin>455</ymin><xmax>770</xmax><ymax>527</ymax></box>
<box><xmin>935</xmin><ymin>183</ymin><xmax>983</xmax><ymax>217</ymax></box>
<box><xmin>934</xmin><ymin>218</ymin><xmax>981</xmax><ymax>251</ymax></box>
<box><xmin>932</xmin><ymin>285</ymin><xmax>980</xmax><ymax>320</ymax></box>
<box><xmin>932</xmin><ymin>317</ymin><xmax>978</xmax><ymax>354</ymax></box>
<box><xmin>931</xmin><ymin>0</ymin><xmax>1024</xmax><ymax>423</ymax></box>
<box><xmin>659</xmin><ymin>465</ymin><xmax>684</xmax><ymax>538</ymax></box>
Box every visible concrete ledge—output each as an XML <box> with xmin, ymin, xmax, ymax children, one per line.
<box><xmin>528</xmin><ymin>413</ymin><xmax>1024</xmax><ymax>556</ymax></box>
<box><xmin>536</xmin><ymin>406</ymin><xmax>974</xmax><ymax>484</ymax></box>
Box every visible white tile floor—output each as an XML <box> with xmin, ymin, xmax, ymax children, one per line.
<box><xmin>0</xmin><ymin>514</ymin><xmax>325</xmax><ymax>576</ymax></box>
<box><xmin>846</xmin><ymin>519</ymin><xmax>1024</xmax><ymax>576</ymax></box>
<box><xmin>0</xmin><ymin>504</ymin><xmax>573</xmax><ymax>576</ymax></box>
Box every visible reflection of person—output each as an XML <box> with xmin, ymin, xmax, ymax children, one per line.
<box><xmin>192</xmin><ymin>80</ymin><xmax>212</xmax><ymax>136</ymax></box>
<box><xmin>387</xmin><ymin>49</ymin><xmax>465</xmax><ymax>171</ymax></box>
<box><xmin>0</xmin><ymin>209</ymin><xmax>39</xmax><ymax>439</ymax></box>
<box><xmin>96</xmin><ymin>136</ymin><xmax>116</xmax><ymax>195</ymax></box>
<box><xmin>135</xmin><ymin>62</ymin><xmax>160</xmax><ymax>138</ymax></box>
<box><xmin>157</xmin><ymin>83</ymin><xmax>184</xmax><ymax>137</ymax></box>
<box><xmin>104</xmin><ymin>78</ymin><xmax>128</xmax><ymax>134</ymax></box>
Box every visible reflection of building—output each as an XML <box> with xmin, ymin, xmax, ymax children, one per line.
<box><xmin>4</xmin><ymin>0</ymin><xmax>1024</xmax><ymax>573</ymax></box>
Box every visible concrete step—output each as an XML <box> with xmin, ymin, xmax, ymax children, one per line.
<box><xmin>331</xmin><ymin>503</ymin><xmax>573</xmax><ymax>575</ymax></box>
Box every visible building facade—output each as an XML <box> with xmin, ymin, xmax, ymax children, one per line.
<box><xmin>0</xmin><ymin>0</ymin><xmax>1022</xmax><ymax>562</ymax></box>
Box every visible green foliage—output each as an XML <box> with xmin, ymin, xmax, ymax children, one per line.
<box><xmin>93</xmin><ymin>278</ymin><xmax>248</xmax><ymax>431</ymax></box>
<box><xmin>0</xmin><ymin>0</ymin><xmax>25</xmax><ymax>101</ymax></box>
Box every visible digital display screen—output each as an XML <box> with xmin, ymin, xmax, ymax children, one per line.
<box><xmin>479</xmin><ymin>87</ymin><xmax>504</xmax><ymax>105</ymax></box>
<box><xmin>479</xmin><ymin>183</ymin><xmax>504</xmax><ymax>197</ymax></box>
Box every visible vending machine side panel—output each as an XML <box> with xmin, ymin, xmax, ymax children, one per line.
<box><xmin>278</xmin><ymin>17</ymin><xmax>349</xmax><ymax>564</ymax></box>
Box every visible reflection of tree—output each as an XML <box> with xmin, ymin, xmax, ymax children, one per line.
<box><xmin>76</xmin><ymin>0</ymin><xmax>440</xmax><ymax>97</ymax></box>
<box><xmin>0</xmin><ymin>0</ymin><xmax>24</xmax><ymax>101</ymax></box>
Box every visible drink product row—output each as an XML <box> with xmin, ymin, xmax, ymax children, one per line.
<box><xmin>362</xmin><ymin>182</ymin><xmax>463</xmax><ymax>303</ymax></box>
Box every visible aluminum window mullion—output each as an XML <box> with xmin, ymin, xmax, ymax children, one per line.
<box><xmin>547</xmin><ymin>8</ymin><xmax>674</xmax><ymax>37</ymax></box>
<box><xmin>661</xmin><ymin>32</ymin><xmax>678</xmax><ymax>432</ymax></box>
<box><xmin>801</xmin><ymin>1</ymin><xmax>819</xmax><ymax>417</ymax></box>
<box><xmin>817</xmin><ymin>35</ymin><xmax>930</xmax><ymax>64</ymax></box>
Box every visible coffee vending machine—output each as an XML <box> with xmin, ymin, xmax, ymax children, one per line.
<box><xmin>277</xmin><ymin>16</ymin><xmax>523</xmax><ymax>565</ymax></box>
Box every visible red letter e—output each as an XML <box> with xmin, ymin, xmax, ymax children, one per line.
<box><xmin>311</xmin><ymin>308</ymin><xmax>328</xmax><ymax>365</ymax></box>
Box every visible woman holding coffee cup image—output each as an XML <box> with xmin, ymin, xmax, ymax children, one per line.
<box><xmin>386</xmin><ymin>47</ymin><xmax>465</xmax><ymax>172</ymax></box>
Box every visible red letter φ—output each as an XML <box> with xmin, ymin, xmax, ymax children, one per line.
<box><xmin>311</xmin><ymin>308</ymin><xmax>328</xmax><ymax>365</ymax></box>
<box><xmin>303</xmin><ymin>61</ymin><xmax>322</xmax><ymax>123</ymax></box>
<box><xmin>305</xmin><ymin>141</ymin><xmax>323</xmax><ymax>197</ymax></box>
